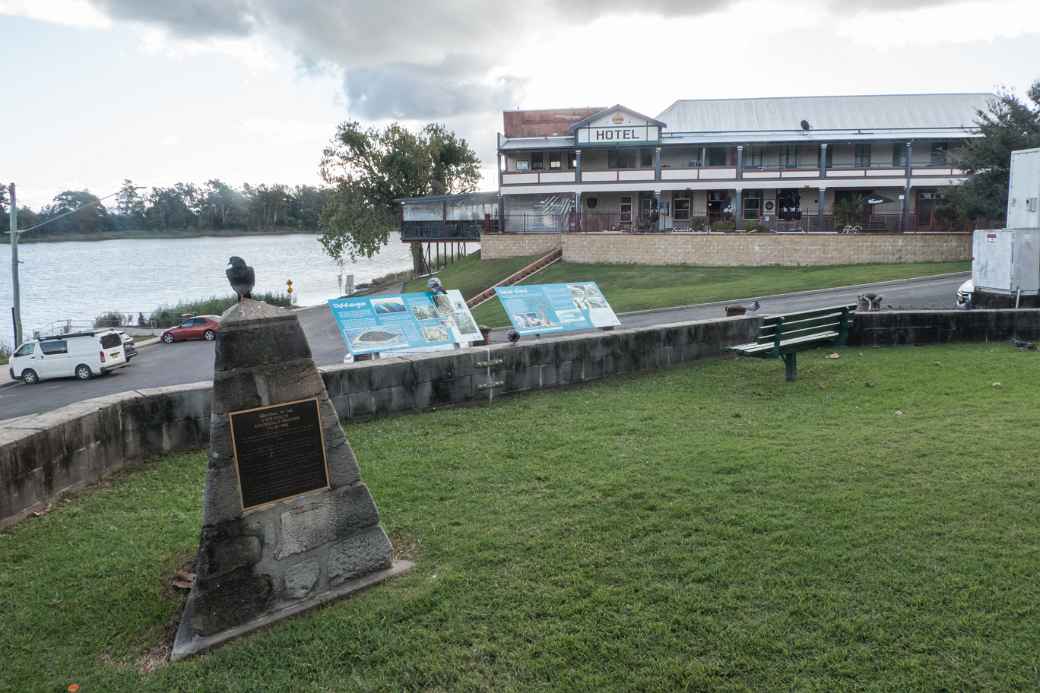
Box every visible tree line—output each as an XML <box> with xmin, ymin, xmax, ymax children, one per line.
<box><xmin>0</xmin><ymin>179</ymin><xmax>333</xmax><ymax>235</ymax></box>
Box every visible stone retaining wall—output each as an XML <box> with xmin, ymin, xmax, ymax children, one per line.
<box><xmin>5</xmin><ymin>309</ymin><xmax>1037</xmax><ymax>529</ymax></box>
<box><xmin>0</xmin><ymin>315</ymin><xmax>758</xmax><ymax>529</ymax></box>
<box><xmin>851</xmin><ymin>309</ymin><xmax>1040</xmax><ymax>347</ymax></box>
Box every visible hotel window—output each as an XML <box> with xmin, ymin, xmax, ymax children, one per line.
<box><xmin>743</xmin><ymin>190</ymin><xmax>762</xmax><ymax>220</ymax></box>
<box><xmin>893</xmin><ymin>143</ymin><xmax>908</xmax><ymax>167</ymax></box>
<box><xmin>515</xmin><ymin>158</ymin><xmax>530</xmax><ymax>171</ymax></box>
<box><xmin>745</xmin><ymin>146</ymin><xmax>764</xmax><ymax>169</ymax></box>
<box><xmin>783</xmin><ymin>146</ymin><xmax>800</xmax><ymax>169</ymax></box>
<box><xmin>854</xmin><ymin>143</ymin><xmax>872</xmax><ymax>168</ymax></box>
<box><xmin>930</xmin><ymin>142</ymin><xmax>948</xmax><ymax>165</ymax></box>
<box><xmin>640</xmin><ymin>148</ymin><xmax>654</xmax><ymax>168</ymax></box>
<box><xmin>673</xmin><ymin>196</ymin><xmax>691</xmax><ymax>221</ymax></box>
<box><xmin>706</xmin><ymin>147</ymin><xmax>727</xmax><ymax>167</ymax></box>
<box><xmin>567</xmin><ymin>152</ymin><xmax>577</xmax><ymax>169</ymax></box>
<box><xmin>549</xmin><ymin>152</ymin><xmax>562</xmax><ymax>170</ymax></box>
<box><xmin>608</xmin><ymin>149</ymin><xmax>636</xmax><ymax>169</ymax></box>
<box><xmin>620</xmin><ymin>196</ymin><xmax>633</xmax><ymax>223</ymax></box>
<box><xmin>531</xmin><ymin>152</ymin><xmax>545</xmax><ymax>171</ymax></box>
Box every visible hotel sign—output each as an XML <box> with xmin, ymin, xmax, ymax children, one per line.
<box><xmin>576</xmin><ymin>124</ymin><xmax>660</xmax><ymax>146</ymax></box>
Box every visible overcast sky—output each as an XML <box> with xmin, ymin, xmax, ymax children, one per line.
<box><xmin>2</xmin><ymin>0</ymin><xmax>1039</xmax><ymax>208</ymax></box>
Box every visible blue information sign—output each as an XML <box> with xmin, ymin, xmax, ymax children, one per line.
<box><xmin>327</xmin><ymin>290</ymin><xmax>481</xmax><ymax>356</ymax></box>
<box><xmin>495</xmin><ymin>282</ymin><xmax>620</xmax><ymax>336</ymax></box>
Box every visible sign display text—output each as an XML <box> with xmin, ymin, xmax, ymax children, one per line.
<box><xmin>495</xmin><ymin>282</ymin><xmax>621</xmax><ymax>335</ymax></box>
<box><xmin>230</xmin><ymin>398</ymin><xmax>329</xmax><ymax>510</ymax></box>
<box><xmin>328</xmin><ymin>290</ymin><xmax>482</xmax><ymax>356</ymax></box>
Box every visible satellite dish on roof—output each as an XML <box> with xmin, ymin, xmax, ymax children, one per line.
<box><xmin>800</xmin><ymin>119</ymin><xmax>812</xmax><ymax>131</ymax></box>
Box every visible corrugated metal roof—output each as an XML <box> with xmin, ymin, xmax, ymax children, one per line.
<box><xmin>657</xmin><ymin>93</ymin><xmax>992</xmax><ymax>133</ymax></box>
<box><xmin>397</xmin><ymin>191</ymin><xmax>498</xmax><ymax>205</ymax></box>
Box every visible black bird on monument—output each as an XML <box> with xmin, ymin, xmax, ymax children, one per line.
<box><xmin>226</xmin><ymin>256</ymin><xmax>255</xmax><ymax>301</ymax></box>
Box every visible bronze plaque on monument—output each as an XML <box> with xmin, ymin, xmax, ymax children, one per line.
<box><xmin>229</xmin><ymin>398</ymin><xmax>330</xmax><ymax>510</ymax></box>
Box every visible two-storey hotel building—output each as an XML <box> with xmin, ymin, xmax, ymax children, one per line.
<box><xmin>495</xmin><ymin>93</ymin><xmax>990</xmax><ymax>233</ymax></box>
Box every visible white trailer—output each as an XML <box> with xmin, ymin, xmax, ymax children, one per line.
<box><xmin>1007</xmin><ymin>147</ymin><xmax>1040</xmax><ymax>229</ymax></box>
<box><xmin>971</xmin><ymin>229</ymin><xmax>1040</xmax><ymax>302</ymax></box>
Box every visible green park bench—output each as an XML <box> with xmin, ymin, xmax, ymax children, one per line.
<box><xmin>729</xmin><ymin>304</ymin><xmax>856</xmax><ymax>381</ymax></box>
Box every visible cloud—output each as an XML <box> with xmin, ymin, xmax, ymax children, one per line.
<box><xmin>74</xmin><ymin>0</ymin><xmax>1002</xmax><ymax>121</ymax></box>
<box><xmin>88</xmin><ymin>0</ymin><xmax>256</xmax><ymax>37</ymax></box>
<box><xmin>345</xmin><ymin>55</ymin><xmax>525</xmax><ymax>120</ymax></box>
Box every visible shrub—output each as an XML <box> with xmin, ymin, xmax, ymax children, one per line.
<box><xmin>94</xmin><ymin>311</ymin><xmax>128</xmax><ymax>328</ymax></box>
<box><xmin>833</xmin><ymin>197</ymin><xmax>866</xmax><ymax>228</ymax></box>
<box><xmin>0</xmin><ymin>342</ymin><xmax>10</xmax><ymax>365</ymax></box>
<box><xmin>712</xmin><ymin>221</ymin><xmax>736</xmax><ymax>231</ymax></box>
<box><xmin>148</xmin><ymin>292</ymin><xmax>293</xmax><ymax>328</ymax></box>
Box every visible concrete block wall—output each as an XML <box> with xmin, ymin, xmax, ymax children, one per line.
<box><xmin>480</xmin><ymin>233</ymin><xmax>562</xmax><ymax>259</ymax></box>
<box><xmin>851</xmin><ymin>309</ymin><xmax>1040</xmax><ymax>347</ymax></box>
<box><xmin>0</xmin><ymin>315</ymin><xmax>759</xmax><ymax>529</ymax></box>
<box><xmin>560</xmin><ymin>232</ymin><xmax>971</xmax><ymax>266</ymax></box>
<box><xmin>5</xmin><ymin>309</ymin><xmax>1036</xmax><ymax>529</ymax></box>
<box><xmin>0</xmin><ymin>383</ymin><xmax>210</xmax><ymax>529</ymax></box>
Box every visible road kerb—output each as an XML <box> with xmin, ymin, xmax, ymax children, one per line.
<box><xmin>615</xmin><ymin>271</ymin><xmax>969</xmax><ymax>318</ymax></box>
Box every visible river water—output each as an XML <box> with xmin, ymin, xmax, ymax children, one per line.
<box><xmin>0</xmin><ymin>233</ymin><xmax>415</xmax><ymax>347</ymax></box>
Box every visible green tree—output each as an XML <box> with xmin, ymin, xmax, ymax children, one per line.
<box><xmin>202</xmin><ymin>179</ymin><xmax>247</xmax><ymax>229</ymax></box>
<box><xmin>943</xmin><ymin>81</ymin><xmax>1040</xmax><ymax>223</ymax></box>
<box><xmin>318</xmin><ymin>121</ymin><xmax>481</xmax><ymax>266</ymax></box>
<box><xmin>147</xmin><ymin>187</ymin><xmax>194</xmax><ymax>230</ymax></box>
<box><xmin>40</xmin><ymin>190</ymin><xmax>111</xmax><ymax>233</ymax></box>
<box><xmin>113</xmin><ymin>179</ymin><xmax>146</xmax><ymax>230</ymax></box>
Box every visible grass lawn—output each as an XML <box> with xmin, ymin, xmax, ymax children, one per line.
<box><xmin>3</xmin><ymin>343</ymin><xmax>1038</xmax><ymax>691</ymax></box>
<box><xmin>410</xmin><ymin>253</ymin><xmax>968</xmax><ymax>328</ymax></box>
<box><xmin>403</xmin><ymin>252</ymin><xmax>539</xmax><ymax>299</ymax></box>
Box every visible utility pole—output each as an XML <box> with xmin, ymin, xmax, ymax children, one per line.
<box><xmin>9</xmin><ymin>182</ymin><xmax>21</xmax><ymax>346</ymax></box>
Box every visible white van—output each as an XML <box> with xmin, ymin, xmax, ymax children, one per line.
<box><xmin>8</xmin><ymin>330</ymin><xmax>128</xmax><ymax>384</ymax></box>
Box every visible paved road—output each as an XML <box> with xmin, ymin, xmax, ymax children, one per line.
<box><xmin>0</xmin><ymin>273</ymin><xmax>967</xmax><ymax>421</ymax></box>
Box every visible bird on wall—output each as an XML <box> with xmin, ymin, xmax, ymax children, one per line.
<box><xmin>226</xmin><ymin>256</ymin><xmax>255</xmax><ymax>301</ymax></box>
<box><xmin>427</xmin><ymin>277</ymin><xmax>447</xmax><ymax>295</ymax></box>
<box><xmin>724</xmin><ymin>300</ymin><xmax>760</xmax><ymax>316</ymax></box>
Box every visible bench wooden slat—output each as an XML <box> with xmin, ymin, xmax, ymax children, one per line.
<box><xmin>759</xmin><ymin>304</ymin><xmax>856</xmax><ymax>326</ymax></box>
<box><xmin>758</xmin><ymin>323</ymin><xmax>843</xmax><ymax>344</ymax></box>
<box><xmin>732</xmin><ymin>330</ymin><xmax>840</xmax><ymax>355</ymax></box>
<box><xmin>756</xmin><ymin>314</ymin><xmax>846</xmax><ymax>341</ymax></box>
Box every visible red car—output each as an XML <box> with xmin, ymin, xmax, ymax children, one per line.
<box><xmin>161</xmin><ymin>315</ymin><xmax>221</xmax><ymax>344</ymax></box>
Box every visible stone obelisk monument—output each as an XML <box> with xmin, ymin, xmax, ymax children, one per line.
<box><xmin>172</xmin><ymin>259</ymin><xmax>411</xmax><ymax>660</ymax></box>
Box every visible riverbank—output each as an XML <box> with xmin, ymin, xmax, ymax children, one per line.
<box><xmin>1</xmin><ymin>227</ymin><xmax>320</xmax><ymax>244</ymax></box>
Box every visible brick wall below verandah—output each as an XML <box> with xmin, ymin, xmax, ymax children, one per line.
<box><xmin>480</xmin><ymin>231</ymin><xmax>972</xmax><ymax>265</ymax></box>
<box><xmin>481</xmin><ymin>233</ymin><xmax>562</xmax><ymax>259</ymax></box>
<box><xmin>560</xmin><ymin>232</ymin><xmax>971</xmax><ymax>266</ymax></box>
<box><xmin>561</xmin><ymin>232</ymin><xmax>973</xmax><ymax>264</ymax></box>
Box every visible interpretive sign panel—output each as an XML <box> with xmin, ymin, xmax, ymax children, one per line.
<box><xmin>327</xmin><ymin>289</ymin><xmax>482</xmax><ymax>356</ymax></box>
<box><xmin>230</xmin><ymin>398</ymin><xmax>330</xmax><ymax>510</ymax></box>
<box><xmin>495</xmin><ymin>282</ymin><xmax>621</xmax><ymax>335</ymax></box>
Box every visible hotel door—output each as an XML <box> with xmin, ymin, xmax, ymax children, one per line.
<box><xmin>916</xmin><ymin>190</ymin><xmax>941</xmax><ymax>229</ymax></box>
<box><xmin>638</xmin><ymin>192</ymin><xmax>657</xmax><ymax>230</ymax></box>
<box><xmin>777</xmin><ymin>190</ymin><xmax>801</xmax><ymax>220</ymax></box>
<box><xmin>707</xmin><ymin>191</ymin><xmax>731</xmax><ymax>222</ymax></box>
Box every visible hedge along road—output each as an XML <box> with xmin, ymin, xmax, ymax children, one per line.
<box><xmin>0</xmin><ymin>272</ymin><xmax>967</xmax><ymax>422</ymax></box>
